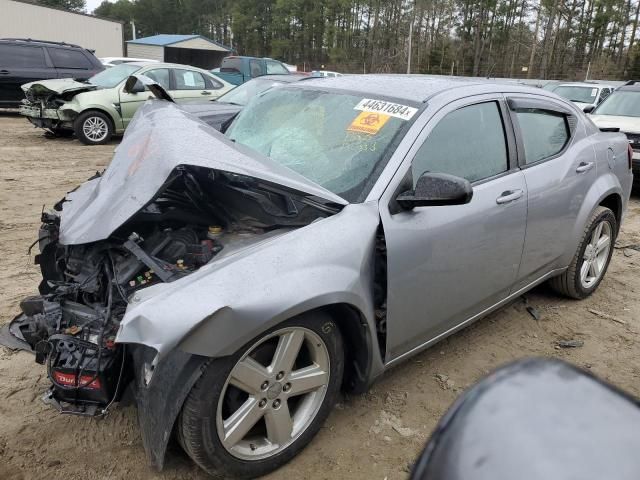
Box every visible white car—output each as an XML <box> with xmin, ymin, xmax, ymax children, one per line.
<box><xmin>552</xmin><ymin>82</ymin><xmax>616</xmax><ymax>110</ymax></box>
<box><xmin>588</xmin><ymin>81</ymin><xmax>640</xmax><ymax>189</ymax></box>
<box><xmin>100</xmin><ymin>57</ymin><xmax>160</xmax><ymax>68</ymax></box>
<box><xmin>311</xmin><ymin>70</ymin><xmax>343</xmax><ymax>78</ymax></box>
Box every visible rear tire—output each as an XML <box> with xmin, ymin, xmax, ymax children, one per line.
<box><xmin>549</xmin><ymin>206</ymin><xmax>616</xmax><ymax>299</ymax></box>
<box><xmin>178</xmin><ymin>312</ymin><xmax>344</xmax><ymax>479</ymax></box>
<box><xmin>74</xmin><ymin>111</ymin><xmax>113</xmax><ymax>145</ymax></box>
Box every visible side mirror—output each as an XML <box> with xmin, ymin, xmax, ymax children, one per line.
<box><xmin>123</xmin><ymin>76</ymin><xmax>145</xmax><ymax>94</ymax></box>
<box><xmin>396</xmin><ymin>172</ymin><xmax>473</xmax><ymax>210</ymax></box>
<box><xmin>583</xmin><ymin>105</ymin><xmax>595</xmax><ymax>113</ymax></box>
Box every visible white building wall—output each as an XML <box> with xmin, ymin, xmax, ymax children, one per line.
<box><xmin>0</xmin><ymin>0</ymin><xmax>123</xmax><ymax>57</ymax></box>
<box><xmin>126</xmin><ymin>44</ymin><xmax>164</xmax><ymax>62</ymax></box>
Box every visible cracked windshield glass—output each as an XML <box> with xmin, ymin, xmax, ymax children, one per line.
<box><xmin>226</xmin><ymin>88</ymin><xmax>419</xmax><ymax>201</ymax></box>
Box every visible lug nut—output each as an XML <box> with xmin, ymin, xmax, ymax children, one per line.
<box><xmin>283</xmin><ymin>383</ymin><xmax>291</xmax><ymax>392</ymax></box>
<box><xmin>261</xmin><ymin>381</ymin><xmax>269</xmax><ymax>390</ymax></box>
<box><xmin>276</xmin><ymin>371</ymin><xmax>285</xmax><ymax>380</ymax></box>
<box><xmin>272</xmin><ymin>399</ymin><xmax>281</xmax><ymax>409</ymax></box>
<box><xmin>259</xmin><ymin>398</ymin><xmax>267</xmax><ymax>408</ymax></box>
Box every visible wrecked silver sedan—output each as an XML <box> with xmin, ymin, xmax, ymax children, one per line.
<box><xmin>10</xmin><ymin>76</ymin><xmax>633</xmax><ymax>478</ymax></box>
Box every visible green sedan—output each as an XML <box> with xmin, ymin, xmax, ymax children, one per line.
<box><xmin>19</xmin><ymin>62</ymin><xmax>234</xmax><ymax>145</ymax></box>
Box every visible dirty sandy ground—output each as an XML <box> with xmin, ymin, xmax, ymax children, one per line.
<box><xmin>0</xmin><ymin>111</ymin><xmax>639</xmax><ymax>480</ymax></box>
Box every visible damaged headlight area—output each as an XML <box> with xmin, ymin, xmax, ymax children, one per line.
<box><xmin>12</xmin><ymin>164</ymin><xmax>336</xmax><ymax>416</ymax></box>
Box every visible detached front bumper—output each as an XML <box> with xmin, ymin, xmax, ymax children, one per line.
<box><xmin>19</xmin><ymin>104</ymin><xmax>77</xmax><ymax>129</ymax></box>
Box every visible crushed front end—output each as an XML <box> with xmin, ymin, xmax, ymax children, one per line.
<box><xmin>12</xmin><ymin>194</ymin><xmax>224</xmax><ymax>415</ymax></box>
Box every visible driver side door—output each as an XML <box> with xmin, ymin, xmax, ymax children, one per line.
<box><xmin>119</xmin><ymin>68</ymin><xmax>171</xmax><ymax>128</ymax></box>
<box><xmin>381</xmin><ymin>95</ymin><xmax>528</xmax><ymax>362</ymax></box>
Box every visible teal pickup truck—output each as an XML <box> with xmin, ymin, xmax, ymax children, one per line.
<box><xmin>212</xmin><ymin>56</ymin><xmax>291</xmax><ymax>85</ymax></box>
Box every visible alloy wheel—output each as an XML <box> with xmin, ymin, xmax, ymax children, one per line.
<box><xmin>82</xmin><ymin>116</ymin><xmax>108</xmax><ymax>142</ymax></box>
<box><xmin>216</xmin><ymin>327</ymin><xmax>330</xmax><ymax>460</ymax></box>
<box><xmin>580</xmin><ymin>220</ymin><xmax>612</xmax><ymax>289</ymax></box>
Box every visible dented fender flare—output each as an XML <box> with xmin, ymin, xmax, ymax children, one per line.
<box><xmin>130</xmin><ymin>344</ymin><xmax>209</xmax><ymax>470</ymax></box>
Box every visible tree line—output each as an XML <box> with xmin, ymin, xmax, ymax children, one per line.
<box><xmin>41</xmin><ymin>0</ymin><xmax>640</xmax><ymax>80</ymax></box>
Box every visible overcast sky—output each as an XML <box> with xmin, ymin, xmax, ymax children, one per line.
<box><xmin>86</xmin><ymin>0</ymin><xmax>104</xmax><ymax>14</ymax></box>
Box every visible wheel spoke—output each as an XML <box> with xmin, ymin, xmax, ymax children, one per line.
<box><xmin>591</xmin><ymin>257</ymin><xmax>602</xmax><ymax>278</ymax></box>
<box><xmin>287</xmin><ymin>364</ymin><xmax>328</xmax><ymax>397</ymax></box>
<box><xmin>221</xmin><ymin>397</ymin><xmax>264</xmax><ymax>449</ymax></box>
<box><xmin>596</xmin><ymin>235</ymin><xmax>610</xmax><ymax>255</ymax></box>
<box><xmin>591</xmin><ymin>222</ymin><xmax>604</xmax><ymax>246</ymax></box>
<box><xmin>264</xmin><ymin>401</ymin><xmax>293</xmax><ymax>446</ymax></box>
<box><xmin>270</xmin><ymin>330</ymin><xmax>305</xmax><ymax>374</ymax></box>
<box><xmin>580</xmin><ymin>260</ymin><xmax>591</xmax><ymax>283</ymax></box>
<box><xmin>229</xmin><ymin>356</ymin><xmax>269</xmax><ymax>395</ymax></box>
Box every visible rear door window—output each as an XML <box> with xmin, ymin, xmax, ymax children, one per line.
<box><xmin>0</xmin><ymin>44</ymin><xmax>46</xmax><ymax>67</ymax></box>
<box><xmin>411</xmin><ymin>101</ymin><xmax>509</xmax><ymax>184</ymax></box>
<box><xmin>49</xmin><ymin>48</ymin><xmax>92</xmax><ymax>69</ymax></box>
<box><xmin>513</xmin><ymin>109</ymin><xmax>569</xmax><ymax>164</ymax></box>
<box><xmin>173</xmin><ymin>69</ymin><xmax>206</xmax><ymax>90</ymax></box>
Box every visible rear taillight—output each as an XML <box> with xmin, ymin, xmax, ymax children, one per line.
<box><xmin>628</xmin><ymin>143</ymin><xmax>634</xmax><ymax>170</ymax></box>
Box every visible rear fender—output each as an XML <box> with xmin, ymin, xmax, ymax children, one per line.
<box><xmin>560</xmin><ymin>171</ymin><xmax>624</xmax><ymax>267</ymax></box>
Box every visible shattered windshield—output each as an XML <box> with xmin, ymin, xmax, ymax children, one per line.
<box><xmin>225</xmin><ymin>87</ymin><xmax>419</xmax><ymax>201</ymax></box>
<box><xmin>89</xmin><ymin>63</ymin><xmax>141</xmax><ymax>88</ymax></box>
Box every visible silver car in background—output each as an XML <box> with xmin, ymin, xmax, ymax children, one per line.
<box><xmin>11</xmin><ymin>76</ymin><xmax>633</xmax><ymax>478</ymax></box>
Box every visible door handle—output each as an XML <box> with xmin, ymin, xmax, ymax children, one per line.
<box><xmin>496</xmin><ymin>189</ymin><xmax>524</xmax><ymax>205</ymax></box>
<box><xmin>201</xmin><ymin>91</ymin><xmax>212</xmax><ymax>95</ymax></box>
<box><xmin>576</xmin><ymin>161</ymin><xmax>594</xmax><ymax>173</ymax></box>
<box><xmin>0</xmin><ymin>70</ymin><xmax>9</xmax><ymax>75</ymax></box>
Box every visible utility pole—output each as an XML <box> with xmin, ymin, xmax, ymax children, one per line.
<box><xmin>130</xmin><ymin>20</ymin><xmax>136</xmax><ymax>40</ymax></box>
<box><xmin>407</xmin><ymin>18</ymin><xmax>413</xmax><ymax>74</ymax></box>
<box><xmin>585</xmin><ymin>61</ymin><xmax>591</xmax><ymax>81</ymax></box>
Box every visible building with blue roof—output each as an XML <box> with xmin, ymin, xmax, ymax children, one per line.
<box><xmin>127</xmin><ymin>34</ymin><xmax>232</xmax><ymax>69</ymax></box>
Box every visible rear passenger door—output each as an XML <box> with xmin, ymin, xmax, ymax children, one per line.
<box><xmin>0</xmin><ymin>44</ymin><xmax>52</xmax><ymax>106</ymax></box>
<box><xmin>48</xmin><ymin>47</ymin><xmax>95</xmax><ymax>80</ymax></box>
<box><xmin>506</xmin><ymin>95</ymin><xmax>597</xmax><ymax>290</ymax></box>
<box><xmin>382</xmin><ymin>96</ymin><xmax>528</xmax><ymax>361</ymax></box>
<box><xmin>170</xmin><ymin>68</ymin><xmax>224</xmax><ymax>102</ymax></box>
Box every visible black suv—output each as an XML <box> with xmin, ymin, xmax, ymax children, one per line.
<box><xmin>0</xmin><ymin>38</ymin><xmax>104</xmax><ymax>108</ymax></box>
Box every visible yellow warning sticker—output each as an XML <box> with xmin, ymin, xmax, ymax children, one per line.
<box><xmin>347</xmin><ymin>111</ymin><xmax>391</xmax><ymax>135</ymax></box>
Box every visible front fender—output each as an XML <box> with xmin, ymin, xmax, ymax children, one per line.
<box><xmin>116</xmin><ymin>202</ymin><xmax>381</xmax><ymax>365</ymax></box>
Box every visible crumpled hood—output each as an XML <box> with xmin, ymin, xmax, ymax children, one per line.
<box><xmin>589</xmin><ymin>114</ymin><xmax>640</xmax><ymax>134</ymax></box>
<box><xmin>59</xmin><ymin>101</ymin><xmax>348</xmax><ymax>245</ymax></box>
<box><xmin>21</xmin><ymin>78</ymin><xmax>98</xmax><ymax>96</ymax></box>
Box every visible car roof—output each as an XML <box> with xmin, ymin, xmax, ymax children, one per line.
<box><xmin>0</xmin><ymin>38</ymin><xmax>84</xmax><ymax>49</ymax></box>
<box><xmin>555</xmin><ymin>82</ymin><xmax>614</xmax><ymax>88</ymax></box>
<box><xmin>250</xmin><ymin>74</ymin><xmax>301</xmax><ymax>83</ymax></box>
<box><xmin>125</xmin><ymin>61</ymin><xmax>213</xmax><ymax>71</ymax></box>
<box><xmin>291</xmin><ymin>74</ymin><xmax>540</xmax><ymax>103</ymax></box>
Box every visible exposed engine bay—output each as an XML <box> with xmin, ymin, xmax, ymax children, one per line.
<box><xmin>11</xmin><ymin>164</ymin><xmax>336</xmax><ymax>415</ymax></box>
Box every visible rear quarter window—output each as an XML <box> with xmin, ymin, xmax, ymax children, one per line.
<box><xmin>48</xmin><ymin>48</ymin><xmax>93</xmax><ymax>69</ymax></box>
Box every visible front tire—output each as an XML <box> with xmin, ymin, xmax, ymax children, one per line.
<box><xmin>74</xmin><ymin>111</ymin><xmax>113</xmax><ymax>145</ymax></box>
<box><xmin>550</xmin><ymin>206</ymin><xmax>617</xmax><ymax>299</ymax></box>
<box><xmin>178</xmin><ymin>312</ymin><xmax>344</xmax><ymax>479</ymax></box>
